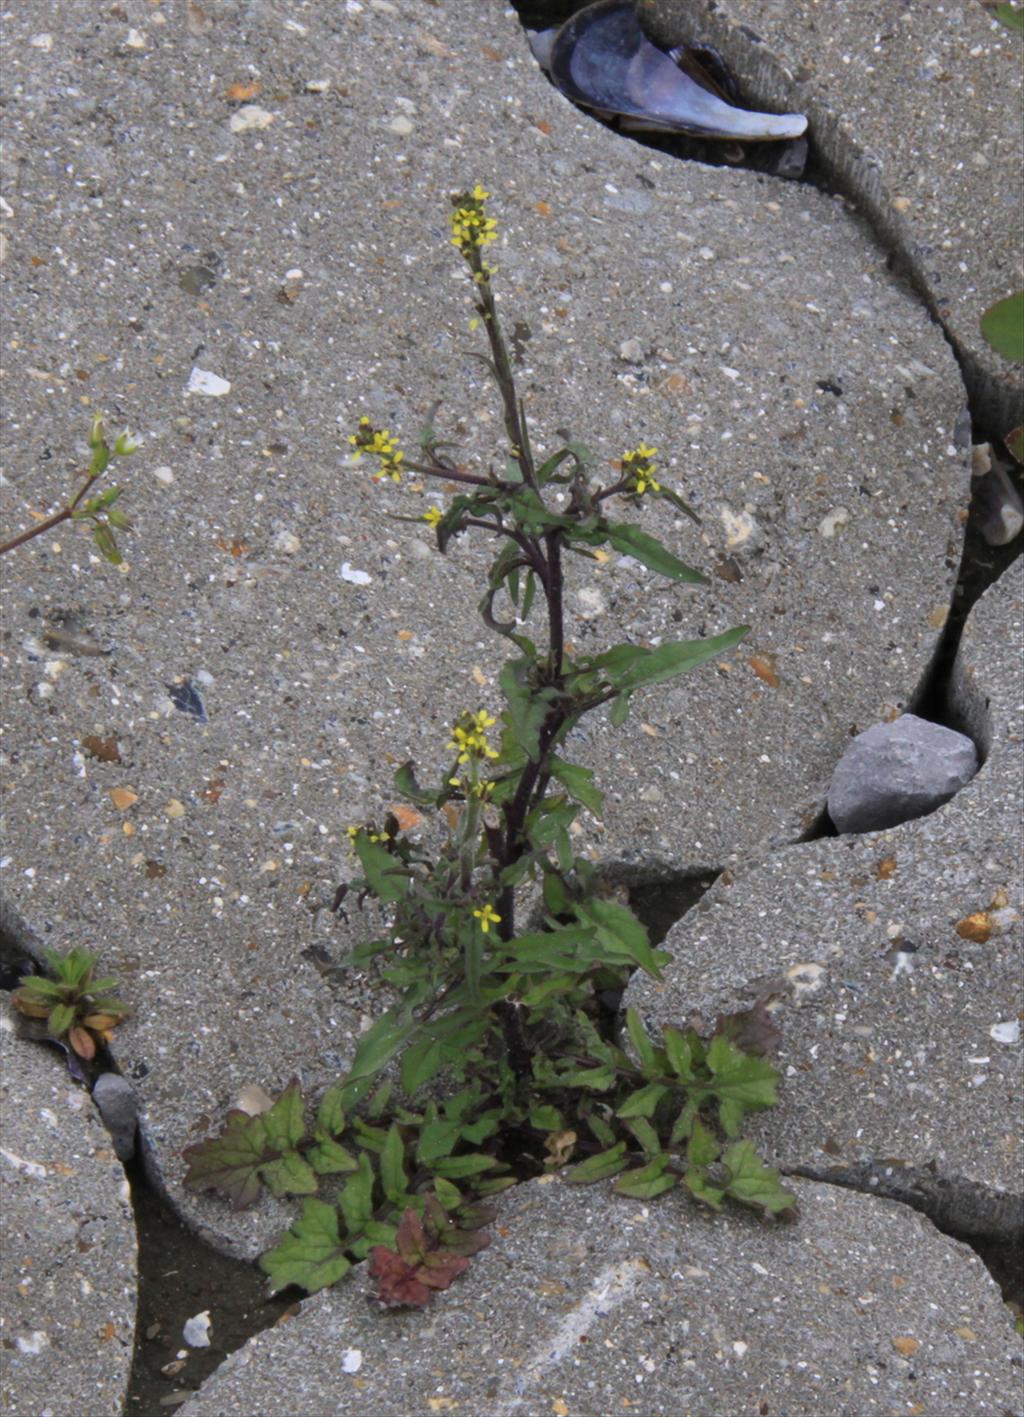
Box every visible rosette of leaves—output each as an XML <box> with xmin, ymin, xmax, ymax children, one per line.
<box><xmin>12</xmin><ymin>946</ymin><xmax>130</xmax><ymax>1060</ymax></box>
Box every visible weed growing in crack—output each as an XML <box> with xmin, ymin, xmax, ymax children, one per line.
<box><xmin>183</xmin><ymin>188</ymin><xmax>796</xmax><ymax>1304</ymax></box>
<box><xmin>12</xmin><ymin>945</ymin><xmax>130</xmax><ymax>1062</ymax></box>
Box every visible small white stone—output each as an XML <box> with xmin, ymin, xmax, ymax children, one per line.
<box><xmin>183</xmin><ymin>1311</ymin><xmax>212</xmax><ymax>1348</ymax></box>
<box><xmin>186</xmin><ymin>368</ymin><xmax>231</xmax><ymax>397</ymax></box>
<box><xmin>618</xmin><ymin>337</ymin><xmax>644</xmax><ymax>362</ymax></box>
<box><xmin>229</xmin><ymin>105</ymin><xmax>275</xmax><ymax>133</ymax></box>
<box><xmin>29</xmin><ymin>33</ymin><xmax>53</xmax><ymax>51</ymax></box>
<box><xmin>386</xmin><ymin>115</ymin><xmax>414</xmax><ymax>136</ymax></box>
<box><xmin>16</xmin><ymin>1331</ymin><xmax>49</xmax><ymax>1355</ymax></box>
<box><xmin>153</xmin><ymin>465</ymin><xmax>175</xmax><ymax>485</ymax></box>
<box><xmin>576</xmin><ymin>586</ymin><xmax>606</xmax><ymax>619</ymax></box>
<box><xmin>342</xmin><ymin>1349</ymin><xmax>363</xmax><ymax>1374</ymax></box>
<box><xmin>698</xmin><ymin>246</ymin><xmax>715</xmax><ymax>260</ymax></box>
<box><xmin>305</xmin><ymin>79</ymin><xmax>330</xmax><ymax>93</ymax></box>
<box><xmin>990</xmin><ymin>1020</ymin><xmax>1021</xmax><ymax>1046</ymax></box>
<box><xmin>819</xmin><ymin>507</ymin><xmax>850</xmax><ymax>539</ymax></box>
<box><xmin>125</xmin><ymin>28</ymin><xmax>146</xmax><ymax>49</ymax></box>
<box><xmin>340</xmin><ymin>562</ymin><xmax>372</xmax><ymax>585</ymax></box>
<box><xmin>273</xmin><ymin>530</ymin><xmax>301</xmax><ymax>555</ymax></box>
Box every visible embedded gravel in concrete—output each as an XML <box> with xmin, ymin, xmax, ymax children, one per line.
<box><xmin>627</xmin><ymin>559</ymin><xmax>1024</xmax><ymax>1242</ymax></box>
<box><xmin>179</xmin><ymin>1175</ymin><xmax>1023</xmax><ymax>1417</ymax></box>
<box><xmin>0</xmin><ymin>1020</ymin><xmax>136</xmax><ymax>1417</ymax></box>
<box><xmin>640</xmin><ymin>0</ymin><xmax>1024</xmax><ymax>434</ymax></box>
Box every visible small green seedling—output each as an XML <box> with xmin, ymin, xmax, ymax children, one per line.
<box><xmin>0</xmin><ymin>414</ymin><xmax>137</xmax><ymax>563</ymax></box>
<box><xmin>13</xmin><ymin>946</ymin><xmax>130</xmax><ymax>1061</ymax></box>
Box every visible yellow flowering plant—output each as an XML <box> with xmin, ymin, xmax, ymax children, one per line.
<box><xmin>183</xmin><ymin>190</ymin><xmax>794</xmax><ymax>1304</ymax></box>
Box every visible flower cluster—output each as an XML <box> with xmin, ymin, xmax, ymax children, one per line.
<box><xmin>422</xmin><ymin>505</ymin><xmax>443</xmax><ymax>529</ymax></box>
<box><xmin>447</xmin><ymin>709</ymin><xmax>499</xmax><ymax>793</ymax></box>
<box><xmin>349</xmin><ymin>416</ymin><xmax>405</xmax><ymax>482</ymax></box>
<box><xmin>448</xmin><ymin>709</ymin><xmax>499</xmax><ymax>765</ymax></box>
<box><xmin>347</xmin><ymin>824</ymin><xmax>391</xmax><ymax>847</ymax></box>
<box><xmin>449</xmin><ymin>186</ymin><xmax>498</xmax><ymax>256</ymax></box>
<box><xmin>621</xmin><ymin>443</ymin><xmax>661</xmax><ymax>496</ymax></box>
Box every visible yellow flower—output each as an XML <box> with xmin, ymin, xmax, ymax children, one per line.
<box><xmin>423</xmin><ymin>505</ymin><xmax>443</xmax><ymax>528</ymax></box>
<box><xmin>450</xmin><ymin>187</ymin><xmax>499</xmax><ymax>255</ymax></box>
<box><xmin>622</xmin><ymin>443</ymin><xmax>661</xmax><ymax>496</ymax></box>
<box><xmin>473</xmin><ymin>903</ymin><xmax>501</xmax><ymax>934</ymax></box>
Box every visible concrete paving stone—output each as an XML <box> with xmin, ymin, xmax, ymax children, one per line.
<box><xmin>0</xmin><ymin>0</ymin><xmax>971</xmax><ymax>1250</ymax></box>
<box><xmin>0</xmin><ymin>1018</ymin><xmax>137</xmax><ymax>1417</ymax></box>
<box><xmin>178</xmin><ymin>1174</ymin><xmax>1022</xmax><ymax>1417</ymax></box>
<box><xmin>627</xmin><ymin>558</ymin><xmax>1024</xmax><ymax>1242</ymax></box>
<box><xmin>639</xmin><ymin>0</ymin><xmax>1024</xmax><ymax>436</ymax></box>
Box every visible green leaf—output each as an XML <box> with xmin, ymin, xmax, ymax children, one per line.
<box><xmin>340</xmin><ymin>1008</ymin><xmax>422</xmax><ymax>1109</ymax></box>
<box><xmin>721</xmin><ymin>1141</ymin><xmax>797</xmax><ymax>1215</ymax></box>
<box><xmin>308</xmin><ymin>1136</ymin><xmax>359</xmax><ymax>1176</ymax></box>
<box><xmin>534</xmin><ymin>447</ymin><xmax>577</xmax><ymax>486</ymax></box>
<box><xmin>684</xmin><ymin>1167</ymin><xmax>724</xmax><ymax>1210</ymax></box>
<box><xmin>499</xmin><ymin>658</ymin><xmax>551</xmax><ymax>762</ymax></box>
<box><xmin>316</xmin><ymin>1080</ymin><xmax>347</xmax><ymax>1138</ymax></box>
<box><xmin>92</xmin><ymin>524</ymin><xmax>123</xmax><ymax>565</ymax></box>
<box><xmin>583</xmin><ymin>1111</ymin><xmax>617</xmax><ymax>1148</ymax></box>
<box><xmin>16</xmin><ymin>975</ymin><xmax>64</xmax><ymax>1001</ymax></box>
<box><xmin>380</xmin><ymin>1125</ymin><xmax>408</xmax><ymax>1203</ymax></box>
<box><xmin>393</xmin><ymin>760</ymin><xmax>443</xmax><ymax>807</ymax></box>
<box><xmin>601</xmin><ymin>521</ymin><xmax>708</xmax><ymax>584</ymax></box>
<box><xmin>260</xmin><ymin>1079</ymin><xmax>306</xmax><ymax>1153</ymax></box>
<box><xmin>416</xmin><ymin>1118</ymin><xmax>462</xmax><ymax>1167</ymax></box>
<box><xmin>663</xmin><ymin>1027</ymin><xmax>694</xmax><ymax>1082</ymax></box>
<box><xmin>705</xmin><ymin>1035</ymin><xmax>780</xmax><ymax>1138</ymax></box>
<box><xmin>980</xmin><ymin>290</ymin><xmax>1024</xmax><ymax>363</ymax></box>
<box><xmin>995</xmin><ymin>3</ymin><xmax>1024</xmax><ymax>33</ymax></box>
<box><xmin>566</xmin><ymin>1142</ymin><xmax>630</xmax><ymax>1184</ymax></box>
<box><xmin>614</xmin><ymin>626</ymin><xmax>751</xmax><ymax>698</ymax></box>
<box><xmin>529</xmin><ymin>1105</ymin><xmax>564</xmax><ymax>1131</ymax></box>
<box><xmin>430</xmin><ymin>1153</ymin><xmax>499</xmax><ymax>1180</ymax></box>
<box><xmin>400</xmin><ymin>1037</ymin><xmax>444</xmax><ymax>1094</ymax></box>
<box><xmin>614</xmin><ymin>1156</ymin><xmax>677</xmax><ymax>1200</ymax></box>
<box><xmin>338</xmin><ymin>1153</ymin><xmax>376</xmax><ymax>1234</ymax></box>
<box><xmin>686</xmin><ymin>1117</ymin><xmax>721</xmax><ymax>1170</ymax></box>
<box><xmin>182</xmin><ymin>1111</ymin><xmax>272</xmax><ymax>1210</ymax></box>
<box><xmin>655</xmin><ymin>484</ymin><xmax>700</xmax><ymax>523</ymax></box>
<box><xmin>352</xmin><ymin>834</ymin><xmax>409</xmax><ymax>905</ymax></box>
<box><xmin>433</xmin><ymin>1177</ymin><xmax>463</xmax><ymax>1211</ymax></box>
<box><xmin>557</xmin><ymin>1064</ymin><xmax>616</xmax><ymax>1091</ymax></box>
<box><xmin>261</xmin><ymin>1150</ymin><xmax>319</xmax><ymax>1199</ymax></box>
<box><xmin>47</xmin><ymin>1002</ymin><xmax>76</xmax><ymax>1036</ymax></box>
<box><xmin>259</xmin><ymin>1198</ymin><xmax>352</xmax><ymax>1295</ymax></box>
<box><xmin>548</xmin><ymin>758</ymin><xmax>604</xmax><ymax>815</ymax></box>
<box><xmin>575</xmin><ymin>900</ymin><xmax>662</xmax><ymax>977</ymax></box>
<box><xmin>616</xmin><ymin>1083</ymin><xmax>668</xmax><ymax>1120</ymax></box>
<box><xmin>625</xmin><ymin>1006</ymin><xmax>658</xmax><ymax>1070</ymax></box>
<box><xmin>669</xmin><ymin>1097</ymin><xmax>699</xmax><ymax>1147</ymax></box>
<box><xmin>624</xmin><ymin>1117</ymin><xmax>662</xmax><ymax>1156</ymax></box>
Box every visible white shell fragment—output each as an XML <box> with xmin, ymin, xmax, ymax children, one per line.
<box><xmin>530</xmin><ymin>1</ymin><xmax>807</xmax><ymax>141</ymax></box>
<box><xmin>183</xmin><ymin>1311</ymin><xmax>212</xmax><ymax>1348</ymax></box>
<box><xmin>186</xmin><ymin>368</ymin><xmax>231</xmax><ymax>397</ymax></box>
<box><xmin>340</xmin><ymin>562</ymin><xmax>372</xmax><ymax>585</ymax></box>
<box><xmin>229</xmin><ymin>104</ymin><xmax>275</xmax><ymax>133</ymax></box>
<box><xmin>990</xmin><ymin>1020</ymin><xmax>1021</xmax><ymax>1046</ymax></box>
